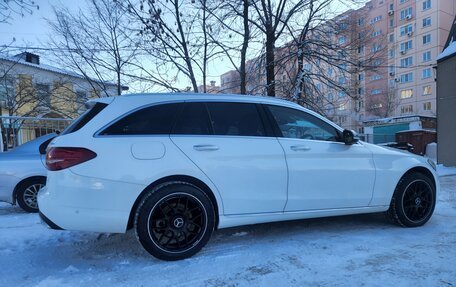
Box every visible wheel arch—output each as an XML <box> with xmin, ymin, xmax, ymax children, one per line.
<box><xmin>127</xmin><ymin>175</ymin><xmax>220</xmax><ymax>230</ymax></box>
<box><xmin>13</xmin><ymin>176</ymin><xmax>47</xmax><ymax>205</ymax></box>
<box><xmin>400</xmin><ymin>166</ymin><xmax>436</xmax><ymax>189</ymax></box>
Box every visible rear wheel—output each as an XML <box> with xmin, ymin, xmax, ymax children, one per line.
<box><xmin>135</xmin><ymin>182</ymin><xmax>215</xmax><ymax>261</ymax></box>
<box><xmin>16</xmin><ymin>178</ymin><xmax>46</xmax><ymax>213</ymax></box>
<box><xmin>388</xmin><ymin>173</ymin><xmax>436</xmax><ymax>227</ymax></box>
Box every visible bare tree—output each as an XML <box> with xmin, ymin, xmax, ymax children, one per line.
<box><xmin>248</xmin><ymin>0</ymin><xmax>313</xmax><ymax>97</ymax></box>
<box><xmin>0</xmin><ymin>0</ymin><xmax>39</xmax><ymax>23</ymax></box>
<box><xmin>48</xmin><ymin>0</ymin><xmax>142</xmax><ymax>96</ymax></box>
<box><xmin>122</xmin><ymin>0</ymin><xmax>223</xmax><ymax>93</ymax></box>
<box><xmin>207</xmin><ymin>0</ymin><xmax>255</xmax><ymax>95</ymax></box>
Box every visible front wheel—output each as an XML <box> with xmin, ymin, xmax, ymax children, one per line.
<box><xmin>16</xmin><ymin>178</ymin><xmax>46</xmax><ymax>213</ymax></box>
<box><xmin>135</xmin><ymin>182</ymin><xmax>215</xmax><ymax>261</ymax></box>
<box><xmin>388</xmin><ymin>173</ymin><xmax>436</xmax><ymax>227</ymax></box>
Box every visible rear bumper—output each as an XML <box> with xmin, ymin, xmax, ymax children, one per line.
<box><xmin>39</xmin><ymin>211</ymin><xmax>63</xmax><ymax>230</ymax></box>
<box><xmin>37</xmin><ymin>169</ymin><xmax>145</xmax><ymax>233</ymax></box>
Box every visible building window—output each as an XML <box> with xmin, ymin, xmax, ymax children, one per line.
<box><xmin>338</xmin><ymin>77</ymin><xmax>347</xmax><ymax>84</ymax></box>
<box><xmin>423</xmin><ymin>51</ymin><xmax>431</xmax><ymax>62</ymax></box>
<box><xmin>358</xmin><ymin>18</ymin><xmax>365</xmax><ymax>26</ymax></box>
<box><xmin>389</xmin><ymin>49</ymin><xmax>395</xmax><ymax>58</ymax></box>
<box><xmin>389</xmin><ymin>34</ymin><xmax>394</xmax><ymax>42</ymax></box>
<box><xmin>400</xmin><ymin>56</ymin><xmax>413</xmax><ymax>68</ymax></box>
<box><xmin>358</xmin><ymin>73</ymin><xmax>365</xmax><ymax>81</ymax></box>
<box><xmin>370</xmin><ymin>15</ymin><xmax>383</xmax><ymax>24</ymax></box>
<box><xmin>400</xmin><ymin>72</ymin><xmax>414</xmax><ymax>83</ymax></box>
<box><xmin>401</xmin><ymin>104</ymin><xmax>413</xmax><ymax>114</ymax></box>
<box><xmin>339</xmin><ymin>91</ymin><xmax>347</xmax><ymax>98</ymax></box>
<box><xmin>36</xmin><ymin>83</ymin><xmax>51</xmax><ymax>106</ymax></box>
<box><xmin>372</xmin><ymin>30</ymin><xmax>382</xmax><ymax>37</ymax></box>
<box><xmin>338</xmin><ymin>36</ymin><xmax>346</xmax><ymax>44</ymax></box>
<box><xmin>389</xmin><ymin>3</ymin><xmax>394</xmax><ymax>10</ymax></box>
<box><xmin>400</xmin><ymin>24</ymin><xmax>413</xmax><ymax>36</ymax></box>
<box><xmin>400</xmin><ymin>7</ymin><xmax>413</xmax><ymax>20</ymax></box>
<box><xmin>400</xmin><ymin>40</ymin><xmax>413</xmax><ymax>52</ymax></box>
<box><xmin>400</xmin><ymin>0</ymin><xmax>408</xmax><ymax>4</ymax></box>
<box><xmin>400</xmin><ymin>89</ymin><xmax>413</xmax><ymax>99</ymax></box>
<box><xmin>371</xmin><ymin>74</ymin><xmax>382</xmax><ymax>81</ymax></box>
<box><xmin>423</xmin><ymin>34</ymin><xmax>431</xmax><ymax>45</ymax></box>
<box><xmin>423</xmin><ymin>85</ymin><xmax>432</xmax><ymax>95</ymax></box>
<box><xmin>422</xmin><ymin>68</ymin><xmax>432</xmax><ymax>79</ymax></box>
<box><xmin>372</xmin><ymin>44</ymin><xmax>382</xmax><ymax>52</ymax></box>
<box><xmin>390</xmin><ymin>19</ymin><xmax>394</xmax><ymax>27</ymax></box>
<box><xmin>76</xmin><ymin>90</ymin><xmax>88</xmax><ymax>101</ymax></box>
<box><xmin>423</xmin><ymin>0</ymin><xmax>431</xmax><ymax>10</ymax></box>
<box><xmin>339</xmin><ymin>103</ymin><xmax>348</xmax><ymax>111</ymax></box>
<box><xmin>358</xmin><ymin>87</ymin><xmax>364</xmax><ymax>95</ymax></box>
<box><xmin>423</xmin><ymin>102</ymin><xmax>432</xmax><ymax>110</ymax></box>
<box><xmin>422</xmin><ymin>17</ymin><xmax>431</xmax><ymax>28</ymax></box>
<box><xmin>371</xmin><ymin>89</ymin><xmax>382</xmax><ymax>95</ymax></box>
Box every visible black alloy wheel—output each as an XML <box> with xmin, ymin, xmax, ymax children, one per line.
<box><xmin>388</xmin><ymin>172</ymin><xmax>436</xmax><ymax>227</ymax></box>
<box><xmin>135</xmin><ymin>182</ymin><xmax>215</xmax><ymax>261</ymax></box>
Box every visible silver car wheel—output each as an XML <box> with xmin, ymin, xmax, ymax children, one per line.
<box><xmin>23</xmin><ymin>183</ymin><xmax>44</xmax><ymax>210</ymax></box>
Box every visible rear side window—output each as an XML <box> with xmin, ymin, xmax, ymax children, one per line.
<box><xmin>172</xmin><ymin>102</ymin><xmax>212</xmax><ymax>135</ymax></box>
<box><xmin>206</xmin><ymin>102</ymin><xmax>266</xmax><ymax>137</ymax></box>
<box><xmin>100</xmin><ymin>103</ymin><xmax>182</xmax><ymax>135</ymax></box>
<box><xmin>62</xmin><ymin>102</ymin><xmax>107</xmax><ymax>135</ymax></box>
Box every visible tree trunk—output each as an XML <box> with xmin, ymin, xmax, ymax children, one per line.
<box><xmin>265</xmin><ymin>31</ymin><xmax>275</xmax><ymax>97</ymax></box>
<box><xmin>239</xmin><ymin>0</ymin><xmax>249</xmax><ymax>95</ymax></box>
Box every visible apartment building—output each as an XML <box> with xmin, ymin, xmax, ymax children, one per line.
<box><xmin>387</xmin><ymin>0</ymin><xmax>455</xmax><ymax>118</ymax></box>
<box><xmin>219</xmin><ymin>0</ymin><xmax>455</xmax><ymax>134</ymax></box>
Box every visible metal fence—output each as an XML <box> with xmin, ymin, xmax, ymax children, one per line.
<box><xmin>0</xmin><ymin>116</ymin><xmax>73</xmax><ymax>151</ymax></box>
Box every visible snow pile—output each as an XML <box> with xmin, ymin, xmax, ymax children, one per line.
<box><xmin>437</xmin><ymin>164</ymin><xmax>456</xmax><ymax>177</ymax></box>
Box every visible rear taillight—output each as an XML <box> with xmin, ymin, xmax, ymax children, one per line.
<box><xmin>46</xmin><ymin>147</ymin><xmax>97</xmax><ymax>171</ymax></box>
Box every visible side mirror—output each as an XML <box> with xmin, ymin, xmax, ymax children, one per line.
<box><xmin>342</xmin><ymin>129</ymin><xmax>359</xmax><ymax>145</ymax></box>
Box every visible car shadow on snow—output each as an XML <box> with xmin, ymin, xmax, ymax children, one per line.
<box><xmin>67</xmin><ymin>212</ymin><xmax>392</xmax><ymax>263</ymax></box>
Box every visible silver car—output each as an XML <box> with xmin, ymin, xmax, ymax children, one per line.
<box><xmin>0</xmin><ymin>133</ymin><xmax>56</xmax><ymax>212</ymax></box>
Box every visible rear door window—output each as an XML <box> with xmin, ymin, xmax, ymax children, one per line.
<box><xmin>172</xmin><ymin>102</ymin><xmax>212</xmax><ymax>135</ymax></box>
<box><xmin>100</xmin><ymin>103</ymin><xmax>182</xmax><ymax>135</ymax></box>
<box><xmin>206</xmin><ymin>102</ymin><xmax>266</xmax><ymax>137</ymax></box>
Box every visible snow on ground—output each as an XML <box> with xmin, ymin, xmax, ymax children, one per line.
<box><xmin>1</xmin><ymin>176</ymin><xmax>456</xmax><ymax>287</ymax></box>
<box><xmin>437</xmin><ymin>164</ymin><xmax>456</xmax><ymax>177</ymax></box>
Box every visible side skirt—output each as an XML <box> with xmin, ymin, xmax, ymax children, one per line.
<box><xmin>218</xmin><ymin>206</ymin><xmax>389</xmax><ymax>229</ymax></box>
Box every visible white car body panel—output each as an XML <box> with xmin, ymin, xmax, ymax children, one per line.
<box><xmin>170</xmin><ymin>135</ymin><xmax>288</xmax><ymax>214</ymax></box>
<box><xmin>38</xmin><ymin>93</ymin><xmax>439</xmax><ymax>233</ymax></box>
<box><xmin>278</xmin><ymin>139</ymin><xmax>376</xmax><ymax>211</ymax></box>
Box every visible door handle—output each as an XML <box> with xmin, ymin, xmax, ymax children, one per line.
<box><xmin>193</xmin><ymin>144</ymin><xmax>219</xmax><ymax>151</ymax></box>
<box><xmin>290</xmin><ymin>145</ymin><xmax>311</xmax><ymax>152</ymax></box>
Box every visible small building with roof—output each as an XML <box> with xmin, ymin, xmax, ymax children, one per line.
<box><xmin>436</xmin><ymin>16</ymin><xmax>456</xmax><ymax>166</ymax></box>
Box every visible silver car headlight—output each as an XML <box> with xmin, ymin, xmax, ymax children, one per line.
<box><xmin>427</xmin><ymin>158</ymin><xmax>436</xmax><ymax>171</ymax></box>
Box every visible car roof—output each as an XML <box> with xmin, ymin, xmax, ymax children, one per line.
<box><xmin>90</xmin><ymin>93</ymin><xmax>302</xmax><ymax>108</ymax></box>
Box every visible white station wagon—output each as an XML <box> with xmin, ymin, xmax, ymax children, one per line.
<box><xmin>38</xmin><ymin>93</ymin><xmax>438</xmax><ymax>261</ymax></box>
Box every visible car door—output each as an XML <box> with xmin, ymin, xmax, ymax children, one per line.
<box><xmin>170</xmin><ymin>101</ymin><xmax>288</xmax><ymax>215</ymax></box>
<box><xmin>264</xmin><ymin>104</ymin><xmax>375</xmax><ymax>211</ymax></box>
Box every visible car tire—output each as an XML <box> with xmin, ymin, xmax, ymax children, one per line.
<box><xmin>16</xmin><ymin>177</ymin><xmax>46</xmax><ymax>213</ymax></box>
<box><xmin>135</xmin><ymin>181</ymin><xmax>215</xmax><ymax>261</ymax></box>
<box><xmin>387</xmin><ymin>172</ymin><xmax>436</xmax><ymax>227</ymax></box>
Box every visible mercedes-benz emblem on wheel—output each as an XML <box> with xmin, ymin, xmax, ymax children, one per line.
<box><xmin>173</xmin><ymin>217</ymin><xmax>184</xmax><ymax>228</ymax></box>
